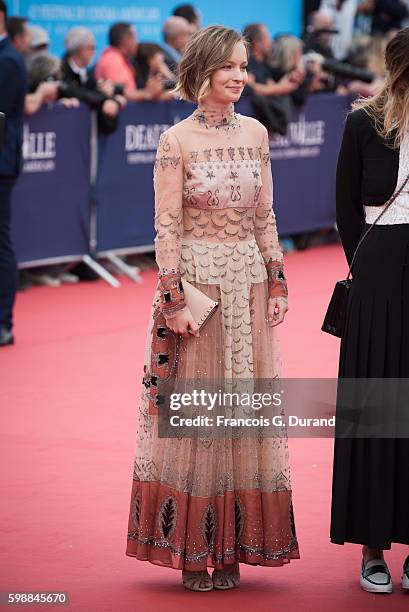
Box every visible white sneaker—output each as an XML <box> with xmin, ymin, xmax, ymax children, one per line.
<box><xmin>360</xmin><ymin>558</ymin><xmax>392</xmax><ymax>594</ymax></box>
<box><xmin>28</xmin><ymin>273</ymin><xmax>61</xmax><ymax>287</ymax></box>
<box><xmin>57</xmin><ymin>272</ymin><xmax>80</xmax><ymax>284</ymax></box>
<box><xmin>402</xmin><ymin>555</ymin><xmax>409</xmax><ymax>591</ymax></box>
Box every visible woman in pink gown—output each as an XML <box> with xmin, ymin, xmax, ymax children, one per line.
<box><xmin>125</xmin><ymin>25</ymin><xmax>300</xmax><ymax>591</ymax></box>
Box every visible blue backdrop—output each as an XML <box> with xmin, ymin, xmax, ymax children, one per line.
<box><xmin>268</xmin><ymin>94</ymin><xmax>349</xmax><ymax>234</ymax></box>
<box><xmin>95</xmin><ymin>102</ymin><xmax>170</xmax><ymax>253</ymax></box>
<box><xmin>10</xmin><ymin>104</ymin><xmax>91</xmax><ymax>263</ymax></box>
<box><xmin>10</xmin><ymin>94</ymin><xmax>351</xmax><ymax>265</ymax></box>
<box><xmin>94</xmin><ymin>94</ymin><xmax>350</xmax><ymax>254</ymax></box>
<box><xmin>8</xmin><ymin>0</ymin><xmax>302</xmax><ymax>58</ymax></box>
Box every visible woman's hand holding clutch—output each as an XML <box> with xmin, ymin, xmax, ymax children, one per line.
<box><xmin>165</xmin><ymin>306</ymin><xmax>200</xmax><ymax>338</ymax></box>
<box><xmin>268</xmin><ymin>296</ymin><xmax>288</xmax><ymax>327</ymax></box>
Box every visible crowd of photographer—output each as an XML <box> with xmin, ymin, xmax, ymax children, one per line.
<box><xmin>1</xmin><ymin>0</ymin><xmax>408</xmax><ymax>345</ymax></box>
<box><xmin>5</xmin><ymin>1</ymin><xmax>406</xmax><ymax>135</ymax></box>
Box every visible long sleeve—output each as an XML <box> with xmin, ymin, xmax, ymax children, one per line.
<box><xmin>336</xmin><ymin>111</ymin><xmax>365</xmax><ymax>267</ymax></box>
<box><xmin>153</xmin><ymin>129</ymin><xmax>186</xmax><ymax>317</ymax></box>
<box><xmin>255</xmin><ymin>127</ymin><xmax>288</xmax><ymax>298</ymax></box>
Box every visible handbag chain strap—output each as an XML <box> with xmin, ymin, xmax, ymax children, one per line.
<box><xmin>346</xmin><ymin>170</ymin><xmax>409</xmax><ymax>280</ymax></box>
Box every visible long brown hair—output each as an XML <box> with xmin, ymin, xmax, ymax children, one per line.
<box><xmin>352</xmin><ymin>27</ymin><xmax>409</xmax><ymax>148</ymax></box>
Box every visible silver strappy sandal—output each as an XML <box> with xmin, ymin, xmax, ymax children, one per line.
<box><xmin>212</xmin><ymin>562</ymin><xmax>240</xmax><ymax>590</ymax></box>
<box><xmin>182</xmin><ymin>569</ymin><xmax>213</xmax><ymax>592</ymax></box>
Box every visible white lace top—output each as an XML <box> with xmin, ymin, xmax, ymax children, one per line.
<box><xmin>364</xmin><ymin>130</ymin><xmax>409</xmax><ymax>224</ymax></box>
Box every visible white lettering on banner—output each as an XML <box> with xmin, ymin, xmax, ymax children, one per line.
<box><xmin>22</xmin><ymin>124</ymin><xmax>56</xmax><ymax>173</ymax></box>
<box><xmin>125</xmin><ymin>123</ymin><xmax>170</xmax><ymax>164</ymax></box>
<box><xmin>27</xmin><ymin>5</ymin><xmax>159</xmax><ymax>22</ymax></box>
<box><xmin>127</xmin><ymin>152</ymin><xmax>156</xmax><ymax>164</ymax></box>
<box><xmin>269</xmin><ymin>114</ymin><xmax>325</xmax><ymax>160</ymax></box>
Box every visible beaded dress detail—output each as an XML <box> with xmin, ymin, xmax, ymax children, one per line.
<box><xmin>126</xmin><ymin>104</ymin><xmax>299</xmax><ymax>570</ymax></box>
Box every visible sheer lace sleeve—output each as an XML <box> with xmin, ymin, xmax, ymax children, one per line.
<box><xmin>153</xmin><ymin>129</ymin><xmax>186</xmax><ymax>318</ymax></box>
<box><xmin>255</xmin><ymin>127</ymin><xmax>288</xmax><ymax>299</ymax></box>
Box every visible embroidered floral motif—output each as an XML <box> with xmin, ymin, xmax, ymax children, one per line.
<box><xmin>155</xmin><ymin>154</ymin><xmax>181</xmax><ymax>173</ymax></box>
<box><xmin>159</xmin><ymin>496</ymin><xmax>178</xmax><ymax>539</ymax></box>
<box><xmin>231</xmin><ymin>185</ymin><xmax>241</xmax><ymax>202</ymax></box>
<box><xmin>154</xmin><ymin>133</ymin><xmax>181</xmax><ymax>174</ymax></box>
<box><xmin>201</xmin><ymin>504</ymin><xmax>216</xmax><ymax>547</ymax></box>
<box><xmin>184</xmin><ymin>186</ymin><xmax>198</xmax><ymax>206</ymax></box>
<box><xmin>254</xmin><ymin>185</ymin><xmax>262</xmax><ymax>203</ymax></box>
<box><xmin>234</xmin><ymin>496</ymin><xmax>245</xmax><ymax>542</ymax></box>
<box><xmin>207</xmin><ymin>189</ymin><xmax>220</xmax><ymax>206</ymax></box>
<box><xmin>131</xmin><ymin>491</ymin><xmax>141</xmax><ymax>530</ymax></box>
<box><xmin>158</xmin><ymin>132</ymin><xmax>171</xmax><ymax>154</ymax></box>
<box><xmin>185</xmin><ymin>147</ymin><xmax>269</xmax><ymax>164</ymax></box>
<box><xmin>190</xmin><ymin>105</ymin><xmax>241</xmax><ymax>132</ymax></box>
<box><xmin>274</xmin><ymin>471</ymin><xmax>291</xmax><ymax>491</ymax></box>
<box><xmin>203</xmin><ymin>148</ymin><xmax>212</xmax><ymax>161</ymax></box>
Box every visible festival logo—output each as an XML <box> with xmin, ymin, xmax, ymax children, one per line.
<box><xmin>269</xmin><ymin>114</ymin><xmax>325</xmax><ymax>160</ymax></box>
<box><xmin>22</xmin><ymin>124</ymin><xmax>56</xmax><ymax>173</ymax></box>
<box><xmin>125</xmin><ymin>123</ymin><xmax>170</xmax><ymax>164</ymax></box>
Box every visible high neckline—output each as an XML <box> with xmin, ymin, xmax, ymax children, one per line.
<box><xmin>190</xmin><ymin>102</ymin><xmax>240</xmax><ymax>131</ymax></box>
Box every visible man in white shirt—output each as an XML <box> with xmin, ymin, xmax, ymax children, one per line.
<box><xmin>320</xmin><ymin>0</ymin><xmax>360</xmax><ymax>60</ymax></box>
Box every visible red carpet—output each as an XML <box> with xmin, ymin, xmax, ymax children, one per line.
<box><xmin>1</xmin><ymin>244</ymin><xmax>408</xmax><ymax>611</ymax></box>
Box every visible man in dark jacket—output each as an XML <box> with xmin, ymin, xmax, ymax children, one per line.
<box><xmin>61</xmin><ymin>27</ymin><xmax>126</xmax><ymax>134</ymax></box>
<box><xmin>0</xmin><ymin>1</ymin><xmax>27</xmax><ymax>347</ymax></box>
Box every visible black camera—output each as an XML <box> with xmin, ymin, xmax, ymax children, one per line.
<box><xmin>113</xmin><ymin>83</ymin><xmax>125</xmax><ymax>96</ymax></box>
<box><xmin>323</xmin><ymin>59</ymin><xmax>374</xmax><ymax>84</ymax></box>
<box><xmin>163</xmin><ymin>78</ymin><xmax>177</xmax><ymax>91</ymax></box>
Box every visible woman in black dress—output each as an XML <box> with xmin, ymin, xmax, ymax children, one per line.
<box><xmin>331</xmin><ymin>27</ymin><xmax>409</xmax><ymax>594</ymax></box>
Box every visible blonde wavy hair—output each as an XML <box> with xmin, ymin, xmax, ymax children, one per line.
<box><xmin>174</xmin><ymin>25</ymin><xmax>248</xmax><ymax>103</ymax></box>
<box><xmin>352</xmin><ymin>27</ymin><xmax>409</xmax><ymax>148</ymax></box>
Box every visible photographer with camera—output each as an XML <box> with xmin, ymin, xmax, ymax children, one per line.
<box><xmin>241</xmin><ymin>24</ymin><xmax>305</xmax><ymax>136</ymax></box>
<box><xmin>134</xmin><ymin>43</ymin><xmax>179</xmax><ymax>101</ymax></box>
<box><xmin>95</xmin><ymin>23</ymin><xmax>164</xmax><ymax>102</ymax></box>
<box><xmin>7</xmin><ymin>17</ymin><xmax>66</xmax><ymax>115</ymax></box>
<box><xmin>303</xmin><ymin>9</ymin><xmax>376</xmax><ymax>94</ymax></box>
<box><xmin>304</xmin><ymin>11</ymin><xmax>338</xmax><ymax>57</ymax></box>
<box><xmin>320</xmin><ymin>0</ymin><xmax>360</xmax><ymax>60</ymax></box>
<box><xmin>61</xmin><ymin>27</ymin><xmax>127</xmax><ymax>133</ymax></box>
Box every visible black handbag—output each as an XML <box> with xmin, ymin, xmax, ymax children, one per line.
<box><xmin>322</xmin><ymin>170</ymin><xmax>409</xmax><ymax>338</ymax></box>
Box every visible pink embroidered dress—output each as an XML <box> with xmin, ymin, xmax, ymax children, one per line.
<box><xmin>126</xmin><ymin>103</ymin><xmax>300</xmax><ymax>571</ymax></box>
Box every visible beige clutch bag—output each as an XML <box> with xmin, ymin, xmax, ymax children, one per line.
<box><xmin>180</xmin><ymin>278</ymin><xmax>219</xmax><ymax>330</ymax></box>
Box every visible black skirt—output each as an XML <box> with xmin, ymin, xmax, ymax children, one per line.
<box><xmin>330</xmin><ymin>223</ymin><xmax>409</xmax><ymax>549</ymax></box>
